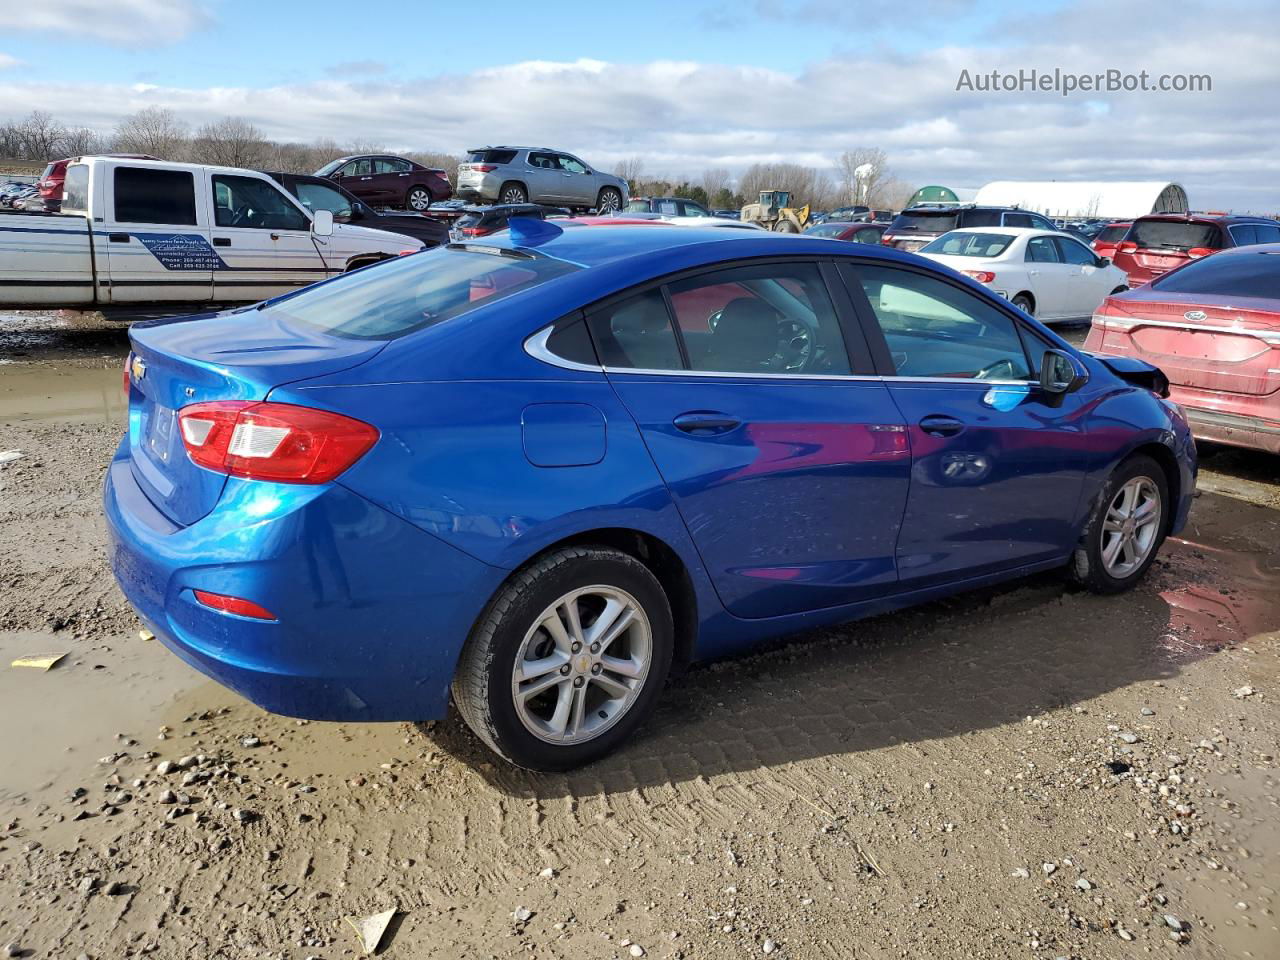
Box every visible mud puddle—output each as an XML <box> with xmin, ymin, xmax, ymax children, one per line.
<box><xmin>0</xmin><ymin>363</ymin><xmax>124</xmax><ymax>425</ymax></box>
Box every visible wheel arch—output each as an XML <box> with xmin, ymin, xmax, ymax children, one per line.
<box><xmin>498</xmin><ymin>179</ymin><xmax>529</xmax><ymax>200</ymax></box>
<box><xmin>344</xmin><ymin>253</ymin><xmax>392</xmax><ymax>272</ymax></box>
<box><xmin>1126</xmin><ymin>441</ymin><xmax>1182</xmax><ymax>536</ymax></box>
<box><xmin>1012</xmin><ymin>290</ymin><xmax>1036</xmax><ymax>313</ymax></box>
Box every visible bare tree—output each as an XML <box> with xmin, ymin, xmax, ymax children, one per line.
<box><xmin>61</xmin><ymin>126</ymin><xmax>105</xmax><ymax>157</ymax></box>
<box><xmin>613</xmin><ymin>156</ymin><xmax>645</xmax><ymax>191</ymax></box>
<box><xmin>192</xmin><ymin>116</ymin><xmax>268</xmax><ymax>168</ymax></box>
<box><xmin>834</xmin><ymin>147</ymin><xmax>891</xmax><ymax>206</ymax></box>
<box><xmin>0</xmin><ymin>122</ymin><xmax>24</xmax><ymax>157</ymax></box>
<box><xmin>15</xmin><ymin>111</ymin><xmax>67</xmax><ymax>160</ymax></box>
<box><xmin>699</xmin><ymin>167</ymin><xmax>731</xmax><ymax>200</ymax></box>
<box><xmin>739</xmin><ymin>163</ymin><xmax>837</xmax><ymax>210</ymax></box>
<box><xmin>113</xmin><ymin>107</ymin><xmax>188</xmax><ymax>159</ymax></box>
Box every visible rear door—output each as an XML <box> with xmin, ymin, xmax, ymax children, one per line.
<box><xmin>842</xmin><ymin>261</ymin><xmax>1088</xmax><ymax>586</ymax></box>
<box><xmin>1055</xmin><ymin>234</ymin><xmax>1111</xmax><ymax>317</ymax></box>
<box><xmin>370</xmin><ymin>157</ymin><xmax>410</xmax><ymax>205</ymax></box>
<box><xmin>102</xmin><ymin>164</ymin><xmax>214</xmax><ymax>304</ymax></box>
<box><xmin>209</xmin><ymin>172</ymin><xmax>328</xmax><ymax>302</ymax></box>
<box><xmin>589</xmin><ymin>259</ymin><xmax>912</xmax><ymax>618</ymax></box>
<box><xmin>1022</xmin><ymin>235</ymin><xmax>1071</xmax><ymax>319</ymax></box>
<box><xmin>525</xmin><ymin>152</ymin><xmax>565</xmax><ymax>203</ymax></box>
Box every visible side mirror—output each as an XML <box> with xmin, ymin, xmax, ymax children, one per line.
<box><xmin>1040</xmin><ymin>349</ymin><xmax>1087</xmax><ymax>396</ymax></box>
<box><xmin>349</xmin><ymin>201</ymin><xmax>367</xmax><ymax>220</ymax></box>
<box><xmin>1096</xmin><ymin>256</ymin><xmax>1111</xmax><ymax>268</ymax></box>
<box><xmin>311</xmin><ymin>208</ymin><xmax>334</xmax><ymax>237</ymax></box>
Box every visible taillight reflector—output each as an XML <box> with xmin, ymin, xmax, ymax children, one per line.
<box><xmin>177</xmin><ymin>401</ymin><xmax>378</xmax><ymax>484</ymax></box>
<box><xmin>470</xmin><ymin>164</ymin><xmax>497</xmax><ymax>173</ymax></box>
<box><xmin>193</xmin><ymin>590</ymin><xmax>277</xmax><ymax>620</ymax></box>
<box><xmin>962</xmin><ymin>270</ymin><xmax>996</xmax><ymax>284</ymax></box>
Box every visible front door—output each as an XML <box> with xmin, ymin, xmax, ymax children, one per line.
<box><xmin>209</xmin><ymin>173</ymin><xmax>329</xmax><ymax>302</ymax></box>
<box><xmin>556</xmin><ymin>154</ymin><xmax>595</xmax><ymax>206</ymax></box>
<box><xmin>589</xmin><ymin>260</ymin><xmax>912</xmax><ymax>619</ymax></box>
<box><xmin>1022</xmin><ymin>234</ymin><xmax>1071</xmax><ymax>319</ymax></box>
<box><xmin>843</xmin><ymin>261</ymin><xmax>1089</xmax><ymax>587</ymax></box>
<box><xmin>102</xmin><ymin>164</ymin><xmax>214</xmax><ymax>304</ymax></box>
<box><xmin>1055</xmin><ymin>234</ymin><xmax>1109</xmax><ymax>317</ymax></box>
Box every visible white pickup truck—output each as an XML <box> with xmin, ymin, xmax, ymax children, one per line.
<box><xmin>0</xmin><ymin>156</ymin><xmax>423</xmax><ymax>312</ymax></box>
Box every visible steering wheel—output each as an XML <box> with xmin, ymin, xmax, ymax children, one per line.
<box><xmin>707</xmin><ymin>308</ymin><xmax>820</xmax><ymax>372</ymax></box>
<box><xmin>974</xmin><ymin>357</ymin><xmax>1018</xmax><ymax>380</ymax></box>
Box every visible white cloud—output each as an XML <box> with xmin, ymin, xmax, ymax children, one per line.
<box><xmin>0</xmin><ymin>54</ymin><xmax>21</xmax><ymax>70</ymax></box>
<box><xmin>0</xmin><ymin>2</ymin><xmax>1276</xmax><ymax>211</ymax></box>
<box><xmin>15</xmin><ymin>0</ymin><xmax>209</xmax><ymax>47</ymax></box>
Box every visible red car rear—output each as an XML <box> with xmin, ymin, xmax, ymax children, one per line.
<box><xmin>1091</xmin><ymin>221</ymin><xmax>1131</xmax><ymax>260</ymax></box>
<box><xmin>1086</xmin><ymin>244</ymin><xmax>1280</xmax><ymax>454</ymax></box>
<box><xmin>38</xmin><ymin>153</ymin><xmax>158</xmax><ymax>212</ymax></box>
<box><xmin>1111</xmin><ymin>214</ymin><xmax>1280</xmax><ymax>286</ymax></box>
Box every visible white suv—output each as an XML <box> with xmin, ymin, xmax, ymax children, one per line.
<box><xmin>456</xmin><ymin>147</ymin><xmax>628</xmax><ymax>212</ymax></box>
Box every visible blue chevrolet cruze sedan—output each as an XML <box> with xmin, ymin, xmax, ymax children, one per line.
<box><xmin>104</xmin><ymin>220</ymin><xmax>1196</xmax><ymax>769</ymax></box>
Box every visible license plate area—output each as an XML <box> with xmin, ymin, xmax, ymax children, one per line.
<box><xmin>146</xmin><ymin>403</ymin><xmax>176</xmax><ymax>463</ymax></box>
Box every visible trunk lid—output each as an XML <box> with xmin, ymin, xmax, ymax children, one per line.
<box><xmin>126</xmin><ymin>306</ymin><xmax>385</xmax><ymax>526</ymax></box>
<box><xmin>1099</xmin><ymin>292</ymin><xmax>1280</xmax><ymax>397</ymax></box>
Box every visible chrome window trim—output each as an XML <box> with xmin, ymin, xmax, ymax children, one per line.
<box><xmin>523</xmin><ymin>326</ymin><xmax>603</xmax><ymax>373</ymax></box>
<box><xmin>1095</xmin><ymin>315</ymin><xmax>1280</xmax><ymax>343</ymax></box>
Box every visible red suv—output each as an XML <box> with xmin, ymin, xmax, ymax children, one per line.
<box><xmin>314</xmin><ymin>154</ymin><xmax>452</xmax><ymax>211</ymax></box>
<box><xmin>37</xmin><ymin>153</ymin><xmax>157</xmax><ymax>212</ymax></box>
<box><xmin>1091</xmin><ymin>221</ymin><xmax>1132</xmax><ymax>260</ymax></box>
<box><xmin>1111</xmin><ymin>214</ymin><xmax>1280</xmax><ymax>285</ymax></box>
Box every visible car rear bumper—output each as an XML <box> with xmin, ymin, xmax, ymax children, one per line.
<box><xmin>1172</xmin><ymin>393</ymin><xmax>1280</xmax><ymax>454</ymax></box>
<box><xmin>103</xmin><ymin>441</ymin><xmax>504</xmax><ymax>722</ymax></box>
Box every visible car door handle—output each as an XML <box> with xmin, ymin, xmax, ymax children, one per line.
<box><xmin>212</xmin><ymin>237</ymin><xmax>231</xmax><ymax>247</ymax></box>
<box><xmin>673</xmin><ymin>412</ymin><xmax>742</xmax><ymax>435</ymax></box>
<box><xmin>1028</xmin><ymin>269</ymin><xmax>1040</xmax><ymax>276</ymax></box>
<box><xmin>919</xmin><ymin>415</ymin><xmax>965</xmax><ymax>437</ymax></box>
<box><xmin>108</xmin><ymin>232</ymin><xmax>130</xmax><ymax>243</ymax></box>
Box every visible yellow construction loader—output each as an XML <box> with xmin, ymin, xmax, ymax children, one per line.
<box><xmin>739</xmin><ymin>190</ymin><xmax>811</xmax><ymax>232</ymax></box>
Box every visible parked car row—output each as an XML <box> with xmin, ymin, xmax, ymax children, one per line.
<box><xmin>0</xmin><ymin>181</ymin><xmax>37</xmax><ymax>209</ymax></box>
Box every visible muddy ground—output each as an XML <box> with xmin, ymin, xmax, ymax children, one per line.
<box><xmin>0</xmin><ymin>311</ymin><xmax>1277</xmax><ymax>960</ymax></box>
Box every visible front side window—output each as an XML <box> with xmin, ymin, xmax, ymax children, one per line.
<box><xmin>586</xmin><ymin>289</ymin><xmax>683</xmax><ymax>370</ymax></box>
<box><xmin>113</xmin><ymin>167</ymin><xmax>197</xmax><ymax>225</ymax></box>
<box><xmin>559</xmin><ymin>155</ymin><xmax>588</xmax><ymax>174</ymax></box>
<box><xmin>212</xmin><ymin>175</ymin><xmax>309</xmax><ymax>231</ymax></box>
<box><xmin>1055</xmin><ymin>237</ymin><xmax>1097</xmax><ymax>265</ymax></box>
<box><xmin>342</xmin><ymin>158</ymin><xmax>372</xmax><ymax>177</ymax></box>
<box><xmin>855</xmin><ymin>264</ymin><xmax>1032</xmax><ymax>380</ymax></box>
<box><xmin>668</xmin><ymin>263</ymin><xmax>851</xmax><ymax>375</ymax></box>
<box><xmin>295</xmin><ymin>181</ymin><xmax>353</xmax><ymax>219</ymax></box>
<box><xmin>1254</xmin><ymin>223</ymin><xmax>1280</xmax><ymax>243</ymax></box>
<box><xmin>1025</xmin><ymin>236</ymin><xmax>1061</xmax><ymax>263</ymax></box>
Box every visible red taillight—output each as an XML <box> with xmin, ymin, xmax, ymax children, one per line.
<box><xmin>460</xmin><ymin>226</ymin><xmax>485</xmax><ymax>237</ymax></box>
<box><xmin>470</xmin><ymin>164</ymin><xmax>497</xmax><ymax>173</ymax></box>
<box><xmin>193</xmin><ymin>590</ymin><xmax>277</xmax><ymax>620</ymax></box>
<box><xmin>177</xmin><ymin>401</ymin><xmax>378</xmax><ymax>484</ymax></box>
<box><xmin>123</xmin><ymin>352</ymin><xmax>132</xmax><ymax>396</ymax></box>
<box><xmin>881</xmin><ymin>235</ymin><xmax>895</xmax><ymax>246</ymax></box>
<box><xmin>1117</xmin><ymin>241</ymin><xmax>1138</xmax><ymax>253</ymax></box>
<box><xmin>1187</xmin><ymin>246</ymin><xmax>1213</xmax><ymax>258</ymax></box>
<box><xmin>962</xmin><ymin>270</ymin><xmax>996</xmax><ymax>284</ymax></box>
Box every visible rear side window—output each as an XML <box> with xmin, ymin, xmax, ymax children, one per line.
<box><xmin>1151</xmin><ymin>250</ymin><xmax>1280</xmax><ymax>299</ymax></box>
<box><xmin>374</xmin><ymin>158</ymin><xmax>410</xmax><ymax>174</ymax></box>
<box><xmin>586</xmin><ymin>289</ymin><xmax>683</xmax><ymax>370</ymax></box>
<box><xmin>1003</xmin><ymin>213</ymin><xmax>1033</xmax><ymax>228</ymax></box>
<box><xmin>921</xmin><ymin>232</ymin><xmax>1013</xmax><ymax>257</ymax></box>
<box><xmin>959</xmin><ymin>209</ymin><xmax>1001</xmax><ymax>227</ymax></box>
<box><xmin>467</xmin><ymin>149</ymin><xmax>517</xmax><ymax>164</ymax></box>
<box><xmin>1130</xmin><ymin>219</ymin><xmax>1222</xmax><ymax>251</ymax></box>
<box><xmin>890</xmin><ymin>211</ymin><xmax>958</xmax><ymax>234</ymax></box>
<box><xmin>854</xmin><ymin>264</ymin><xmax>1032</xmax><ymax>380</ymax></box>
<box><xmin>275</xmin><ymin>247</ymin><xmax>579</xmax><ymax>339</ymax></box>
<box><xmin>113</xmin><ymin>167</ymin><xmax>197</xmax><ymax>225</ymax></box>
<box><xmin>62</xmin><ymin>163</ymin><xmax>89</xmax><ymax>211</ymax></box>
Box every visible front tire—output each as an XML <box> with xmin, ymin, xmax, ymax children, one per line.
<box><xmin>773</xmin><ymin>219</ymin><xmax>799</xmax><ymax>233</ymax></box>
<box><xmin>1071</xmin><ymin>454</ymin><xmax>1168</xmax><ymax>594</ymax></box>
<box><xmin>596</xmin><ymin>187</ymin><xmax>623</xmax><ymax>213</ymax></box>
<box><xmin>452</xmin><ymin>547</ymin><xmax>674</xmax><ymax>771</ymax></box>
<box><xmin>405</xmin><ymin>186</ymin><xmax>432</xmax><ymax>211</ymax></box>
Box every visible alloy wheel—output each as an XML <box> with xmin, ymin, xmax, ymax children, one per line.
<box><xmin>1100</xmin><ymin>476</ymin><xmax>1162</xmax><ymax>577</ymax></box>
<box><xmin>408</xmin><ymin>188</ymin><xmax>430</xmax><ymax>211</ymax></box>
<box><xmin>598</xmin><ymin>190</ymin><xmax>621</xmax><ymax>212</ymax></box>
<box><xmin>510</xmin><ymin>585</ymin><xmax>652</xmax><ymax>745</ymax></box>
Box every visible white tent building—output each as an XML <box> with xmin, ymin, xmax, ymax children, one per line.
<box><xmin>972</xmin><ymin>181</ymin><xmax>1188</xmax><ymax>220</ymax></box>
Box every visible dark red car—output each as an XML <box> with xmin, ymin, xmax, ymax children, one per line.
<box><xmin>1091</xmin><ymin>221</ymin><xmax>1132</xmax><ymax>260</ymax></box>
<box><xmin>314</xmin><ymin>154</ymin><xmax>452</xmax><ymax>211</ymax></box>
<box><xmin>37</xmin><ymin>153</ymin><xmax>157</xmax><ymax>212</ymax></box>
<box><xmin>1111</xmin><ymin>213</ymin><xmax>1280</xmax><ymax>286</ymax></box>
<box><xmin>1086</xmin><ymin>244</ymin><xmax>1280</xmax><ymax>454</ymax></box>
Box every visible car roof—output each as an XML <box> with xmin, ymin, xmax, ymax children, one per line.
<box><xmin>934</xmin><ymin>226</ymin><xmax>1076</xmax><ymax>237</ymax></box>
<box><xmin>1134</xmin><ymin>213</ymin><xmax>1279</xmax><ymax>225</ymax></box>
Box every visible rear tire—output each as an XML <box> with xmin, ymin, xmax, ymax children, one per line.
<box><xmin>1071</xmin><ymin>454</ymin><xmax>1168</xmax><ymax>594</ymax></box>
<box><xmin>452</xmin><ymin>547</ymin><xmax>674</xmax><ymax>771</ymax></box>
<box><xmin>499</xmin><ymin>182</ymin><xmax>528</xmax><ymax>205</ymax></box>
<box><xmin>405</xmin><ymin>186</ymin><xmax>432</xmax><ymax>211</ymax></box>
<box><xmin>1012</xmin><ymin>293</ymin><xmax>1035</xmax><ymax>316</ymax></box>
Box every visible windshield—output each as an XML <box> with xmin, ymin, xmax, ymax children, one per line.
<box><xmin>313</xmin><ymin>158</ymin><xmax>345</xmax><ymax>177</ymax></box>
<box><xmin>1130</xmin><ymin>219</ymin><xmax>1222</xmax><ymax>252</ymax></box>
<box><xmin>1151</xmin><ymin>250</ymin><xmax>1280</xmax><ymax>300</ymax></box>
<box><xmin>889</xmin><ymin>211</ymin><xmax>959</xmax><ymax>234</ymax></box>
<box><xmin>920</xmin><ymin>232</ymin><xmax>1015</xmax><ymax>257</ymax></box>
<box><xmin>272</xmin><ymin>246</ymin><xmax>579</xmax><ymax>339</ymax></box>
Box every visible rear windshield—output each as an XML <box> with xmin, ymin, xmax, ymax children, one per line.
<box><xmin>1096</xmin><ymin>225</ymin><xmax>1130</xmax><ymax>244</ymax></box>
<box><xmin>889</xmin><ymin>211</ymin><xmax>959</xmax><ymax>234</ymax></box>
<box><xmin>1130</xmin><ymin>219</ymin><xmax>1222</xmax><ymax>252</ymax></box>
<box><xmin>920</xmin><ymin>231</ymin><xmax>1014</xmax><ymax>257</ymax></box>
<box><xmin>272</xmin><ymin>246</ymin><xmax>579</xmax><ymax>339</ymax></box>
<box><xmin>467</xmin><ymin>149</ymin><xmax>517</xmax><ymax>164</ymax></box>
<box><xmin>1150</xmin><ymin>250</ymin><xmax>1280</xmax><ymax>300</ymax></box>
<box><xmin>624</xmin><ymin>199</ymin><xmax>651</xmax><ymax>212</ymax></box>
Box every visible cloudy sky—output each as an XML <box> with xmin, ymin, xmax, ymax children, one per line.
<box><xmin>3</xmin><ymin>0</ymin><xmax>1277</xmax><ymax>210</ymax></box>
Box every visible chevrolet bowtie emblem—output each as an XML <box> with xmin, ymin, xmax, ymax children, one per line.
<box><xmin>130</xmin><ymin>356</ymin><xmax>147</xmax><ymax>381</ymax></box>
